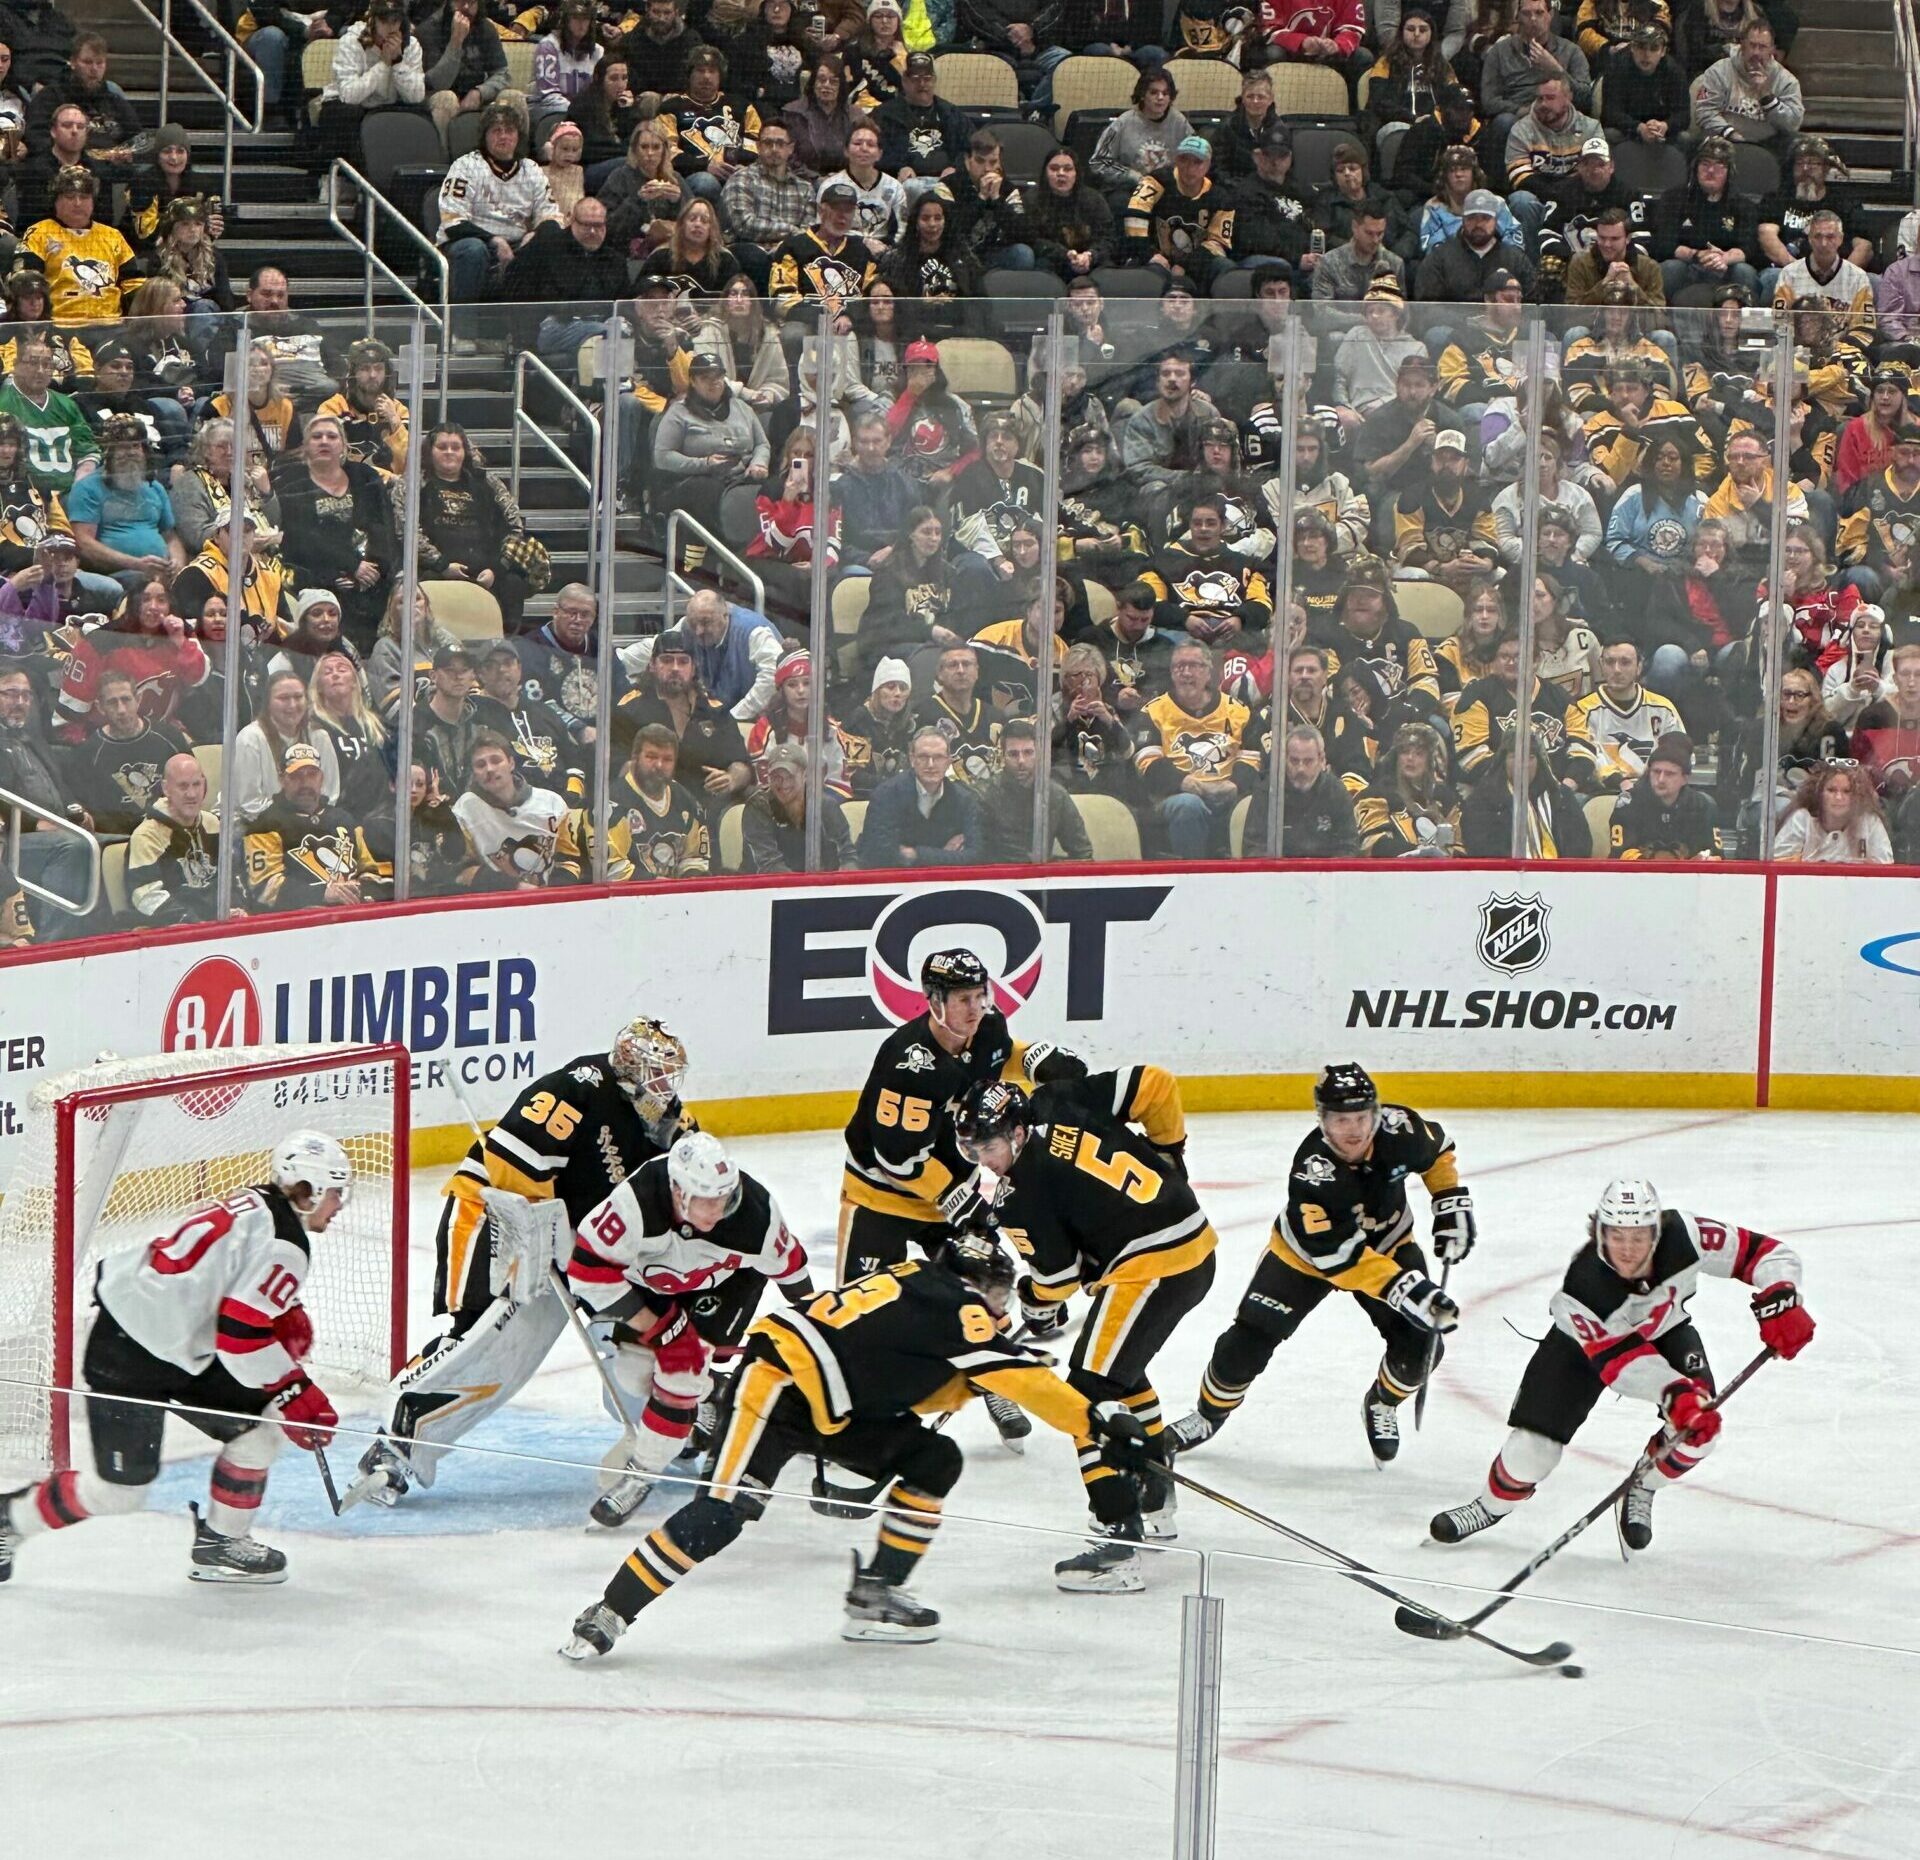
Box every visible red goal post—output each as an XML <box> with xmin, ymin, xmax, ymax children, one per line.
<box><xmin>0</xmin><ymin>1043</ymin><xmax>409</xmax><ymax>1478</ymax></box>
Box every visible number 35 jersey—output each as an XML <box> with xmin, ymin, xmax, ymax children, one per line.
<box><xmin>1550</xmin><ymin>1209</ymin><xmax>1801</xmax><ymax>1402</ymax></box>
<box><xmin>94</xmin><ymin>1185</ymin><xmax>312</xmax><ymax>1390</ymax></box>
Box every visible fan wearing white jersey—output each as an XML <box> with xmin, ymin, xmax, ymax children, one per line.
<box><xmin>571</xmin><ymin>1132</ymin><xmax>814</xmax><ymax>1528</ymax></box>
<box><xmin>1431</xmin><ymin>1178</ymin><xmax>1815</xmax><ymax>1553</ymax></box>
<box><xmin>0</xmin><ymin>1132</ymin><xmax>352</xmax><ymax>1586</ymax></box>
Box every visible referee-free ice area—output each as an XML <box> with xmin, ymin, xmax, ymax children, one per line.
<box><xmin>3</xmin><ymin>1109</ymin><xmax>1915</xmax><ymax>1860</ymax></box>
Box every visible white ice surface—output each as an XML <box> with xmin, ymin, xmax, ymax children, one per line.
<box><xmin>3</xmin><ymin>1109</ymin><xmax>1916</xmax><ymax>1859</ymax></box>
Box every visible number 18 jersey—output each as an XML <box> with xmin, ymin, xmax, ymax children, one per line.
<box><xmin>94</xmin><ymin>1185</ymin><xmax>311</xmax><ymax>1390</ymax></box>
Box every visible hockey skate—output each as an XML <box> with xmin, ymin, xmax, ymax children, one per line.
<box><xmin>589</xmin><ymin>1457</ymin><xmax>657</xmax><ymax>1530</ymax></box>
<box><xmin>1165</xmin><ymin>1410</ymin><xmax>1216</xmax><ymax>1456</ymax></box>
<box><xmin>187</xmin><ymin>1503</ymin><xmax>288</xmax><ymax>1584</ymax></box>
<box><xmin>0</xmin><ymin>1490</ymin><xmax>20</xmax><ymax>1583</ymax></box>
<box><xmin>560</xmin><ymin>1601</ymin><xmax>627</xmax><ymax>1662</ymax></box>
<box><xmin>1429</xmin><ymin>1498</ymin><xmax>1501</xmax><ymax>1544</ymax></box>
<box><xmin>1617</xmin><ymin>1472</ymin><xmax>1657</xmax><ymax>1554</ymax></box>
<box><xmin>1362</xmin><ymin>1387</ymin><xmax>1401</xmax><ymax>1465</ymax></box>
<box><xmin>342</xmin><ymin>1438</ymin><xmax>412</xmax><ymax>1511</ymax></box>
<box><xmin>1140</xmin><ymin>1462</ymin><xmax>1178</xmax><ymax>1541</ymax></box>
<box><xmin>841</xmin><ymin>1552</ymin><xmax>940</xmax><ymax>1643</ymax></box>
<box><xmin>982</xmin><ymin>1391</ymin><xmax>1031</xmax><ymax>1453</ymax></box>
<box><xmin>1055</xmin><ymin>1518</ymin><xmax>1145</xmax><ymax>1594</ymax></box>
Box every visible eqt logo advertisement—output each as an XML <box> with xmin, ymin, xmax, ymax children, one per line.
<box><xmin>768</xmin><ymin>884</ymin><xmax>1170</xmax><ymax>1036</ymax></box>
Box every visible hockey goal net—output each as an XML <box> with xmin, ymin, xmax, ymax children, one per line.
<box><xmin>0</xmin><ymin>1042</ymin><xmax>409</xmax><ymax>1478</ymax></box>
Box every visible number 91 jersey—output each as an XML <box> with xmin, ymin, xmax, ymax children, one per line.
<box><xmin>94</xmin><ymin>1185</ymin><xmax>311</xmax><ymax>1390</ymax></box>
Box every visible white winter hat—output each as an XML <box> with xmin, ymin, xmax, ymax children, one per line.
<box><xmin>872</xmin><ymin>655</ymin><xmax>911</xmax><ymax>693</ymax></box>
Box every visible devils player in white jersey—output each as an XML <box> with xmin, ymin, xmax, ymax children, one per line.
<box><xmin>0</xmin><ymin>1132</ymin><xmax>353</xmax><ymax>1586</ymax></box>
<box><xmin>1431</xmin><ymin>1178</ymin><xmax>1815</xmax><ymax>1553</ymax></box>
<box><xmin>570</xmin><ymin>1132</ymin><xmax>814</xmax><ymax>1527</ymax></box>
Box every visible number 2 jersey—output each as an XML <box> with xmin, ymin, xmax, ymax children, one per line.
<box><xmin>94</xmin><ymin>1186</ymin><xmax>310</xmax><ymax>1391</ymax></box>
<box><xmin>750</xmin><ymin>1259</ymin><xmax>1090</xmax><ymax>1436</ymax></box>
<box><xmin>1551</xmin><ymin>1210</ymin><xmax>1802</xmax><ymax>1401</ymax></box>
<box><xmin>566</xmin><ymin>1152</ymin><xmax>810</xmax><ymax>1316</ymax></box>
<box><xmin>1272</xmin><ymin>1104</ymin><xmax>1463</xmax><ymax>1295</ymax></box>
<box><xmin>840</xmin><ymin>1008</ymin><xmax>1085</xmax><ymax>1228</ymax></box>
<box><xmin>1002</xmin><ymin>1066</ymin><xmax>1208</xmax><ymax>1304</ymax></box>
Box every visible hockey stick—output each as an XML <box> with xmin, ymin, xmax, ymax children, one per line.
<box><xmin>312</xmin><ymin>1440</ymin><xmax>345</xmax><ymax>1516</ymax></box>
<box><xmin>1412</xmin><ymin>1260</ymin><xmax>1452</xmax><ymax>1434</ymax></box>
<box><xmin>1396</xmin><ymin>1347</ymin><xmax>1774</xmax><ymax>1645</ymax></box>
<box><xmin>1170</xmin><ymin>1466</ymin><xmax>1581</xmax><ymax>1673</ymax></box>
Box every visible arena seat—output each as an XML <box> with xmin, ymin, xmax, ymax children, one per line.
<box><xmin>935</xmin><ymin>337</ymin><xmax>1017</xmax><ymax>399</ymax></box>
<box><xmin>717</xmin><ymin>802</ymin><xmax>746</xmax><ymax>872</ymax></box>
<box><xmin>421</xmin><ymin>581</ymin><xmax>505</xmax><ymax>641</ymax></box>
<box><xmin>1052</xmin><ymin>55</ymin><xmax>1138</xmax><ymax>137</ymax></box>
<box><xmin>190</xmin><ymin>744</ymin><xmax>223</xmax><ymax>802</ymax></box>
<box><xmin>1395</xmin><ymin>579</ymin><xmax>1465</xmax><ymax>640</ymax></box>
<box><xmin>1229</xmin><ymin>791</ymin><xmax>1252</xmax><ymax>858</ymax></box>
<box><xmin>1072</xmin><ymin>792</ymin><xmax>1142</xmax><ymax>861</ymax></box>
<box><xmin>935</xmin><ymin>52</ymin><xmax>1020</xmax><ymax>111</ymax></box>
<box><xmin>1268</xmin><ymin>64</ymin><xmax>1350</xmax><ymax>117</ymax></box>
<box><xmin>1583</xmin><ymin>793</ymin><xmax>1617</xmax><ymax>860</ymax></box>
<box><xmin>1164</xmin><ymin>58</ymin><xmax>1241</xmax><ymax>114</ymax></box>
<box><xmin>101</xmin><ymin>843</ymin><xmax>130</xmax><ymax>917</ymax></box>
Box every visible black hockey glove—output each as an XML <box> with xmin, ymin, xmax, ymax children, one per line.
<box><xmin>938</xmin><ymin>1166</ymin><xmax>1003</xmax><ymax>1237</ymax></box>
<box><xmin>1383</xmin><ymin>1269</ymin><xmax>1459</xmax><ymax>1333</ymax></box>
<box><xmin>1430</xmin><ymin>1189</ymin><xmax>1476</xmax><ymax>1265</ymax></box>
<box><xmin>1016</xmin><ymin>1273</ymin><xmax>1069</xmax><ymax>1338</ymax></box>
<box><xmin>1088</xmin><ymin>1399</ymin><xmax>1151</xmax><ymax>1473</ymax></box>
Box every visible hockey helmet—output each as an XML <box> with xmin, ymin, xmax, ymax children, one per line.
<box><xmin>1313</xmin><ymin>1062</ymin><xmax>1378</xmax><ymax>1118</ymax></box>
<box><xmin>609</xmin><ymin>1016</ymin><xmax>688</xmax><ymax>1114</ymax></box>
<box><xmin>921</xmin><ymin>947</ymin><xmax>990</xmax><ymax>1000</ymax></box>
<box><xmin>953</xmin><ymin>1077</ymin><xmax>1030</xmax><ymax>1166</ymax></box>
<box><xmin>270</xmin><ymin>1130</ymin><xmax>353</xmax><ymax>1208</ymax></box>
<box><xmin>1591</xmin><ymin>1177</ymin><xmax>1661</xmax><ymax>1273</ymax></box>
<box><xmin>947</xmin><ymin>1228</ymin><xmax>1017</xmax><ymax>1308</ymax></box>
<box><xmin>667</xmin><ymin>1131</ymin><xmax>742</xmax><ymax>1220</ymax></box>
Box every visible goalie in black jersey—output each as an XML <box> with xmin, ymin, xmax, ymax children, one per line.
<box><xmin>1170</xmin><ymin>1063</ymin><xmax>1473</xmax><ymax>1466</ymax></box>
<box><xmin>838</xmin><ymin>947</ymin><xmax>1087</xmax><ymax>1284</ymax></box>
<box><xmin>560</xmin><ymin>1234</ymin><xmax>1150</xmax><ymax>1662</ymax></box>
<box><xmin>953</xmin><ymin>1066</ymin><xmax>1212</xmax><ymax>1593</ymax></box>
<box><xmin>346</xmin><ymin>1018</ymin><xmax>699</xmax><ymax>1506</ymax></box>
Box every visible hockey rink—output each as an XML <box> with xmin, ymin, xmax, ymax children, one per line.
<box><xmin>4</xmin><ymin>1108</ymin><xmax>1916</xmax><ymax>1859</ymax></box>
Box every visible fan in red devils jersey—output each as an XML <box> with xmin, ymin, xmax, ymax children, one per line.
<box><xmin>955</xmin><ymin>1070</ymin><xmax>1209</xmax><ymax>1593</ymax></box>
<box><xmin>559</xmin><ymin>1235</ymin><xmax>1150</xmax><ymax>1660</ymax></box>
<box><xmin>0</xmin><ymin>1133</ymin><xmax>352</xmax><ymax>1587</ymax></box>
<box><xmin>346</xmin><ymin>1019</ymin><xmax>700</xmax><ymax>1507</ymax></box>
<box><xmin>1171</xmin><ymin>1062</ymin><xmax>1470</xmax><ymax>1466</ymax></box>
<box><xmin>838</xmin><ymin>946</ymin><xmax>1085</xmax><ymax>1283</ymax></box>
<box><xmin>566</xmin><ymin>1132</ymin><xmax>813</xmax><ymax>1529</ymax></box>
<box><xmin>1431</xmin><ymin>1177</ymin><xmax>1813</xmax><ymax>1553</ymax></box>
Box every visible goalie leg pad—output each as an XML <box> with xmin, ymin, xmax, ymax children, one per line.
<box><xmin>387</xmin><ymin>1294</ymin><xmax>571</xmax><ymax>1485</ymax></box>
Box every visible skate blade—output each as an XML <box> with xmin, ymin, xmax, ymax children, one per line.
<box><xmin>997</xmin><ymin>1434</ymin><xmax>1027</xmax><ymax>1456</ymax></box>
<box><xmin>1054</xmin><ymin>1566</ymin><xmax>1146</xmax><ymax>1594</ymax></box>
<box><xmin>1142</xmin><ymin>1519</ymin><xmax>1178</xmax><ymax>1543</ymax></box>
<box><xmin>839</xmin><ymin>1617</ymin><xmax>939</xmax><ymax>1643</ymax></box>
<box><xmin>188</xmin><ymin>1563</ymin><xmax>288</xmax><ymax>1586</ymax></box>
<box><xmin>558</xmin><ymin>1634</ymin><xmax>609</xmax><ymax>1662</ymax></box>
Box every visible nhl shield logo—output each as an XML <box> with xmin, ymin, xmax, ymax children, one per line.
<box><xmin>1476</xmin><ymin>891</ymin><xmax>1551</xmax><ymax>976</ymax></box>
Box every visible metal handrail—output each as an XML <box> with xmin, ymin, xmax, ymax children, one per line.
<box><xmin>2</xmin><ymin>787</ymin><xmax>101</xmax><ymax>919</ymax></box>
<box><xmin>1899</xmin><ymin>0</ymin><xmax>1920</xmax><ymax>189</ymax></box>
<box><xmin>128</xmin><ymin>0</ymin><xmax>265</xmax><ymax>201</ymax></box>
<box><xmin>510</xmin><ymin>349</ymin><xmax>602</xmax><ymax>586</ymax></box>
<box><xmin>326</xmin><ymin>160</ymin><xmax>451</xmax><ymax>420</ymax></box>
<box><xmin>663</xmin><ymin>508</ymin><xmax>766</xmax><ymax>631</ymax></box>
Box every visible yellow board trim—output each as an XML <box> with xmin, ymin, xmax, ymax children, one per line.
<box><xmin>1768</xmin><ymin>1075</ymin><xmax>1920</xmax><ymax>1112</ymax></box>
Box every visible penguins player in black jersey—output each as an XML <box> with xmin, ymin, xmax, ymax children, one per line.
<box><xmin>1170</xmin><ymin>1063</ymin><xmax>1474</xmax><ymax>1465</ymax></box>
<box><xmin>1431</xmin><ymin>1177</ymin><xmax>1813</xmax><ymax>1552</ymax></box>
<box><xmin>346</xmin><ymin>1018</ymin><xmax>699</xmax><ymax>1506</ymax></box>
<box><xmin>559</xmin><ymin>1233</ymin><xmax>1151</xmax><ymax>1662</ymax></box>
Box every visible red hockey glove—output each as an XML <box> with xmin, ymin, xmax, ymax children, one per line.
<box><xmin>1750</xmin><ymin>1282</ymin><xmax>1815</xmax><ymax>1360</ymax></box>
<box><xmin>1660</xmin><ymin>1379</ymin><xmax>1721</xmax><ymax>1448</ymax></box>
<box><xmin>271</xmin><ymin>1376</ymin><xmax>338</xmax><ymax>1451</ymax></box>
<box><xmin>271</xmin><ymin>1304</ymin><xmax>314</xmax><ymax>1364</ymax></box>
<box><xmin>639</xmin><ymin>1306</ymin><xmax>707</xmax><ymax>1379</ymax></box>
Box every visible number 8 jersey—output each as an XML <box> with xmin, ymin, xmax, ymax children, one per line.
<box><xmin>94</xmin><ymin>1186</ymin><xmax>312</xmax><ymax>1390</ymax></box>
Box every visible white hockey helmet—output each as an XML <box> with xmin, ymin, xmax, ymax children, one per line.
<box><xmin>271</xmin><ymin>1130</ymin><xmax>354</xmax><ymax>1207</ymax></box>
<box><xmin>668</xmin><ymin>1131</ymin><xmax>742</xmax><ymax>1218</ymax></box>
<box><xmin>1590</xmin><ymin>1177</ymin><xmax>1660</xmax><ymax>1270</ymax></box>
<box><xmin>610</xmin><ymin>1016</ymin><xmax>688</xmax><ymax>1115</ymax></box>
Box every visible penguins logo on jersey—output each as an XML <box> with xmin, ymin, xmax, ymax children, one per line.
<box><xmin>509</xmin><ymin>711</ymin><xmax>559</xmax><ymax>774</ymax></box>
<box><xmin>561</xmin><ymin>664</ymin><xmax>598</xmax><ymax>717</ymax></box>
<box><xmin>1428</xmin><ymin>525</ymin><xmax>1467</xmax><ymax>562</ymax></box>
<box><xmin>901</xmin><ymin>1044</ymin><xmax>937</xmax><ymax>1073</ymax></box>
<box><xmin>1647</xmin><ymin>516</ymin><xmax>1689</xmax><ymax>555</ymax></box>
<box><xmin>1171</xmin><ymin>729</ymin><xmax>1235</xmax><ymax>776</ymax></box>
<box><xmin>112</xmin><ymin>761</ymin><xmax>163</xmax><ymax>809</ymax></box>
<box><xmin>1298</xmin><ymin>1153</ymin><xmax>1336</xmax><ymax>1185</ymax></box>
<box><xmin>289</xmin><ymin>825</ymin><xmax>358</xmax><ymax>884</ymax></box>
<box><xmin>503</xmin><ymin>823</ymin><xmax>559</xmax><ymax>875</ymax></box>
<box><xmin>572</xmin><ymin>1063</ymin><xmax>605</xmax><ymax>1086</ymax></box>
<box><xmin>1175</xmin><ymin>568</ymin><xmax>1243</xmax><ymax>610</ymax></box>
<box><xmin>1359</xmin><ymin>652</ymin><xmax>1407</xmax><ymax>696</ymax></box>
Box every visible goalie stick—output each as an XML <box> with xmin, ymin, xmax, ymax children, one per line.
<box><xmin>1395</xmin><ymin>1346</ymin><xmax>1774</xmax><ymax>1646</ymax></box>
<box><xmin>1170</xmin><ymin>1466</ymin><xmax>1582</xmax><ymax>1674</ymax></box>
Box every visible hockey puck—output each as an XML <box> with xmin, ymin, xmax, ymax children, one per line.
<box><xmin>1558</xmin><ymin>1663</ymin><xmax>1585</xmax><ymax>1679</ymax></box>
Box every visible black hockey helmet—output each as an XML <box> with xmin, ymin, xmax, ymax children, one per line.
<box><xmin>952</xmin><ymin>1077</ymin><xmax>1030</xmax><ymax>1163</ymax></box>
<box><xmin>921</xmin><ymin>947</ymin><xmax>990</xmax><ymax>1000</ymax></box>
<box><xmin>1314</xmin><ymin>1063</ymin><xmax>1379</xmax><ymax>1117</ymax></box>
<box><xmin>946</xmin><ymin>1228</ymin><xmax>1017</xmax><ymax>1303</ymax></box>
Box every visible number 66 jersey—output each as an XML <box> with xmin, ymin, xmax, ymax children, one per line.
<box><xmin>94</xmin><ymin>1186</ymin><xmax>312</xmax><ymax>1391</ymax></box>
<box><xmin>1550</xmin><ymin>1208</ymin><xmax>1802</xmax><ymax>1401</ymax></box>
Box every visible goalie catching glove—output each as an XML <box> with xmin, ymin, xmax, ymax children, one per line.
<box><xmin>270</xmin><ymin>1375</ymin><xmax>338</xmax><ymax>1451</ymax></box>
<box><xmin>1751</xmin><ymin>1282</ymin><xmax>1814</xmax><ymax>1360</ymax></box>
<box><xmin>1430</xmin><ymin>1189</ymin><xmax>1476</xmax><ymax>1264</ymax></box>
<box><xmin>1017</xmin><ymin>1273</ymin><xmax>1068</xmax><ymax>1338</ymax></box>
<box><xmin>1383</xmin><ymin>1269</ymin><xmax>1458</xmax><ymax>1333</ymax></box>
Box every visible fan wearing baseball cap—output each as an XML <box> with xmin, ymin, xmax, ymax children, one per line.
<box><xmin>767</xmin><ymin>173</ymin><xmax>881</xmax><ymax>327</ymax></box>
<box><xmin>1123</xmin><ymin>133</ymin><xmax>1234</xmax><ymax>292</ymax></box>
<box><xmin>1390</xmin><ymin>426</ymin><xmax>1500</xmax><ymax>593</ymax></box>
<box><xmin>1413</xmin><ymin>185</ymin><xmax>1534</xmax><ymax>302</ymax></box>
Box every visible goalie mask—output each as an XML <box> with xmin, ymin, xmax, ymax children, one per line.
<box><xmin>270</xmin><ymin>1129</ymin><xmax>353</xmax><ymax>1214</ymax></box>
<box><xmin>610</xmin><ymin>1016</ymin><xmax>688</xmax><ymax>1117</ymax></box>
<box><xmin>667</xmin><ymin>1131</ymin><xmax>742</xmax><ymax>1226</ymax></box>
